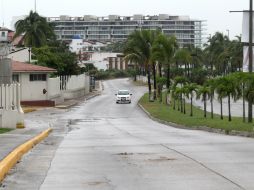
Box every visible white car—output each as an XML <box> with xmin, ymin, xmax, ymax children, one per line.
<box><xmin>115</xmin><ymin>90</ymin><xmax>132</xmax><ymax>104</ymax></box>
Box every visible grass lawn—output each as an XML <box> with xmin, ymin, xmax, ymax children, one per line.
<box><xmin>0</xmin><ymin>128</ymin><xmax>13</xmax><ymax>134</ymax></box>
<box><xmin>139</xmin><ymin>93</ymin><xmax>254</xmax><ymax>133</ymax></box>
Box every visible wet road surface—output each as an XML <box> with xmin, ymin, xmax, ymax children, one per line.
<box><xmin>1</xmin><ymin>78</ymin><xmax>254</xmax><ymax>190</ymax></box>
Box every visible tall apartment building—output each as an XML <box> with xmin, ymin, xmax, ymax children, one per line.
<box><xmin>47</xmin><ymin>14</ymin><xmax>204</xmax><ymax>47</ymax></box>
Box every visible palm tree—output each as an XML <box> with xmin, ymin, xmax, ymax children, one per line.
<box><xmin>152</xmin><ymin>34</ymin><xmax>178</xmax><ymax>89</ymax></box>
<box><xmin>205</xmin><ymin>32</ymin><xmax>229</xmax><ymax>75</ymax></box>
<box><xmin>230</xmin><ymin>72</ymin><xmax>247</xmax><ymax>122</ymax></box>
<box><xmin>206</xmin><ymin>78</ymin><xmax>216</xmax><ymax>119</ymax></box>
<box><xmin>229</xmin><ymin>36</ymin><xmax>243</xmax><ymax>72</ymax></box>
<box><xmin>124</xmin><ymin>30</ymin><xmax>158</xmax><ymax>101</ymax></box>
<box><xmin>174</xmin><ymin>87</ymin><xmax>182</xmax><ymax>111</ymax></box>
<box><xmin>184</xmin><ymin>83</ymin><xmax>198</xmax><ymax>116</ymax></box>
<box><xmin>14</xmin><ymin>11</ymin><xmax>55</xmax><ymax>47</ymax></box>
<box><xmin>196</xmin><ymin>85</ymin><xmax>210</xmax><ymax>118</ymax></box>
<box><xmin>215</xmin><ymin>76</ymin><xmax>240</xmax><ymax>121</ymax></box>
<box><xmin>174</xmin><ymin>48</ymin><xmax>192</xmax><ymax>77</ymax></box>
<box><xmin>173</xmin><ymin>76</ymin><xmax>188</xmax><ymax>113</ymax></box>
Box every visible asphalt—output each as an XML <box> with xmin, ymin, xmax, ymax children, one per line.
<box><xmin>0</xmin><ymin>83</ymin><xmax>102</xmax><ymax>188</ymax></box>
<box><xmin>1</xmin><ymin>79</ymin><xmax>254</xmax><ymax>190</ymax></box>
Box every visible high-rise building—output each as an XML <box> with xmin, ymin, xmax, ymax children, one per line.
<box><xmin>47</xmin><ymin>14</ymin><xmax>204</xmax><ymax>47</ymax></box>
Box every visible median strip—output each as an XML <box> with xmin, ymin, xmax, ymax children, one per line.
<box><xmin>0</xmin><ymin>128</ymin><xmax>52</xmax><ymax>182</ymax></box>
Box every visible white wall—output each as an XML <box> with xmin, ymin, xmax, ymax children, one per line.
<box><xmin>136</xmin><ymin>75</ymin><xmax>148</xmax><ymax>83</ymax></box>
<box><xmin>91</xmin><ymin>52</ymin><xmax>118</xmax><ymax>70</ymax></box>
<box><xmin>47</xmin><ymin>77</ymin><xmax>64</xmax><ymax>104</ymax></box>
<box><xmin>0</xmin><ymin>31</ymin><xmax>8</xmax><ymax>42</ymax></box>
<box><xmin>61</xmin><ymin>73</ymin><xmax>90</xmax><ymax>99</ymax></box>
<box><xmin>0</xmin><ymin>83</ymin><xmax>24</xmax><ymax>128</ymax></box>
<box><xmin>8</xmin><ymin>48</ymin><xmax>30</xmax><ymax>62</ymax></box>
<box><xmin>19</xmin><ymin>73</ymin><xmax>48</xmax><ymax>101</ymax></box>
<box><xmin>85</xmin><ymin>75</ymin><xmax>90</xmax><ymax>94</ymax></box>
<box><xmin>15</xmin><ymin>72</ymin><xmax>90</xmax><ymax>104</ymax></box>
<box><xmin>48</xmin><ymin>77</ymin><xmax>61</xmax><ymax>98</ymax></box>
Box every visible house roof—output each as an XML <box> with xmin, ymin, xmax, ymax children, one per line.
<box><xmin>12</xmin><ymin>61</ymin><xmax>56</xmax><ymax>73</ymax></box>
<box><xmin>0</xmin><ymin>27</ymin><xmax>13</xmax><ymax>32</ymax></box>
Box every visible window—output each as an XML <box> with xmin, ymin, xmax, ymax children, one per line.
<box><xmin>12</xmin><ymin>74</ymin><xmax>19</xmax><ymax>82</ymax></box>
<box><xmin>29</xmin><ymin>74</ymin><xmax>47</xmax><ymax>81</ymax></box>
<box><xmin>1</xmin><ymin>32</ymin><xmax>5</xmax><ymax>37</ymax></box>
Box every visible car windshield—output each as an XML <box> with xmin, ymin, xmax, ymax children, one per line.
<box><xmin>118</xmin><ymin>91</ymin><xmax>129</xmax><ymax>95</ymax></box>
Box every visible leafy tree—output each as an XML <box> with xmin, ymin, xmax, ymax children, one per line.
<box><xmin>33</xmin><ymin>42</ymin><xmax>80</xmax><ymax>75</ymax></box>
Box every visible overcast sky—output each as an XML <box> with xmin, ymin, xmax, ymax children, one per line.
<box><xmin>0</xmin><ymin>0</ymin><xmax>249</xmax><ymax>41</ymax></box>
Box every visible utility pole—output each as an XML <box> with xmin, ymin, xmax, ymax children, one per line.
<box><xmin>248</xmin><ymin>0</ymin><xmax>253</xmax><ymax>122</ymax></box>
<box><xmin>34</xmin><ymin>0</ymin><xmax>37</xmax><ymax>12</ymax></box>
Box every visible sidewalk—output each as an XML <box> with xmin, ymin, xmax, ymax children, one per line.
<box><xmin>0</xmin><ymin>81</ymin><xmax>103</xmax><ymax>183</ymax></box>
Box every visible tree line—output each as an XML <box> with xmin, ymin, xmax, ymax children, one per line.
<box><xmin>123</xmin><ymin>30</ymin><xmax>254</xmax><ymax>123</ymax></box>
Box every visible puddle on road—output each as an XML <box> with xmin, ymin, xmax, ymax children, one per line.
<box><xmin>68</xmin><ymin>118</ymin><xmax>101</xmax><ymax>125</ymax></box>
<box><xmin>115</xmin><ymin>152</ymin><xmax>176</xmax><ymax>162</ymax></box>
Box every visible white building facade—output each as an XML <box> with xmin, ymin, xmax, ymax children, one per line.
<box><xmin>48</xmin><ymin>14</ymin><xmax>204</xmax><ymax>48</ymax></box>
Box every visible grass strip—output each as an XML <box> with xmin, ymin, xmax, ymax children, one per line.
<box><xmin>139</xmin><ymin>93</ymin><xmax>254</xmax><ymax>132</ymax></box>
<box><xmin>0</xmin><ymin>128</ymin><xmax>13</xmax><ymax>134</ymax></box>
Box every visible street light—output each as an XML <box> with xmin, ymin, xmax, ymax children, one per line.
<box><xmin>230</xmin><ymin>0</ymin><xmax>253</xmax><ymax>123</ymax></box>
<box><xmin>226</xmin><ymin>29</ymin><xmax>230</xmax><ymax>39</ymax></box>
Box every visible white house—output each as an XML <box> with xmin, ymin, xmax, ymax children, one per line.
<box><xmin>12</xmin><ymin>61</ymin><xmax>90</xmax><ymax>106</ymax></box>
<box><xmin>69</xmin><ymin>36</ymin><xmax>107</xmax><ymax>54</ymax></box>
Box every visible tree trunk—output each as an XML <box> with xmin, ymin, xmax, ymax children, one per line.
<box><xmin>152</xmin><ymin>63</ymin><xmax>156</xmax><ymax>100</ymax></box>
<box><xmin>190</xmin><ymin>95</ymin><xmax>193</xmax><ymax>116</ymax></box>
<box><xmin>204</xmin><ymin>94</ymin><xmax>207</xmax><ymax>118</ymax></box>
<box><xmin>228</xmin><ymin>95</ymin><xmax>231</xmax><ymax>121</ymax></box>
<box><xmin>187</xmin><ymin>63</ymin><xmax>190</xmax><ymax>77</ymax></box>
<box><xmin>180</xmin><ymin>93</ymin><xmax>183</xmax><ymax>113</ymax></box>
<box><xmin>183</xmin><ymin>98</ymin><xmax>186</xmax><ymax>114</ymax></box>
<box><xmin>220</xmin><ymin>98</ymin><xmax>223</xmax><ymax>120</ymax></box>
<box><xmin>177</xmin><ymin>98</ymin><xmax>180</xmax><ymax>111</ymax></box>
<box><xmin>159</xmin><ymin>64</ymin><xmax>162</xmax><ymax>77</ymax></box>
<box><xmin>211</xmin><ymin>94</ymin><xmax>214</xmax><ymax>119</ymax></box>
<box><xmin>147</xmin><ymin>66</ymin><xmax>152</xmax><ymax>101</ymax></box>
<box><xmin>173</xmin><ymin>96</ymin><xmax>176</xmax><ymax>110</ymax></box>
<box><xmin>243</xmin><ymin>86</ymin><xmax>246</xmax><ymax>122</ymax></box>
<box><xmin>166</xmin><ymin>64</ymin><xmax>170</xmax><ymax>89</ymax></box>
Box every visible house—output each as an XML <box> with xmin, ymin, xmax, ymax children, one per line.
<box><xmin>0</xmin><ymin>27</ymin><xmax>14</xmax><ymax>42</ymax></box>
<box><xmin>11</xmin><ymin>61</ymin><xmax>59</xmax><ymax>106</ymax></box>
<box><xmin>11</xmin><ymin>61</ymin><xmax>90</xmax><ymax>106</ymax></box>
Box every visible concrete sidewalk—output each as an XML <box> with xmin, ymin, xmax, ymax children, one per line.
<box><xmin>0</xmin><ymin>81</ymin><xmax>103</xmax><ymax>184</ymax></box>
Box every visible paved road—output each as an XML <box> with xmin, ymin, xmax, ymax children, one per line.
<box><xmin>2</xmin><ymin>78</ymin><xmax>254</xmax><ymax>190</ymax></box>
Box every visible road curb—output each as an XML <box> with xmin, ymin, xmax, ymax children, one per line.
<box><xmin>0</xmin><ymin>128</ymin><xmax>52</xmax><ymax>182</ymax></box>
<box><xmin>138</xmin><ymin>103</ymin><xmax>254</xmax><ymax>138</ymax></box>
<box><xmin>85</xmin><ymin>92</ymin><xmax>101</xmax><ymax>101</ymax></box>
